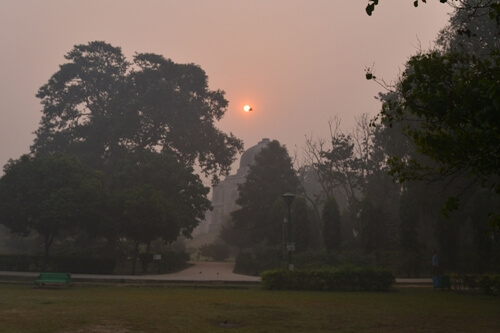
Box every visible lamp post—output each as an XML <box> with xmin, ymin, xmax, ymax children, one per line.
<box><xmin>282</xmin><ymin>192</ymin><xmax>295</xmax><ymax>271</ymax></box>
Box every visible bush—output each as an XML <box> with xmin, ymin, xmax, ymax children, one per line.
<box><xmin>139</xmin><ymin>253</ymin><xmax>154</xmax><ymax>272</ymax></box>
<box><xmin>0</xmin><ymin>254</ymin><xmax>42</xmax><ymax>271</ymax></box>
<box><xmin>234</xmin><ymin>252</ymin><xmax>259</xmax><ymax>276</ymax></box>
<box><xmin>54</xmin><ymin>256</ymin><xmax>116</xmax><ymax>274</ymax></box>
<box><xmin>451</xmin><ymin>273</ymin><xmax>500</xmax><ymax>296</ymax></box>
<box><xmin>261</xmin><ymin>265</ymin><xmax>395</xmax><ymax>292</ymax></box>
<box><xmin>234</xmin><ymin>246</ymin><xmax>283</xmax><ymax>276</ymax></box>
<box><xmin>154</xmin><ymin>250</ymin><xmax>190</xmax><ymax>273</ymax></box>
<box><xmin>198</xmin><ymin>242</ymin><xmax>230</xmax><ymax>261</ymax></box>
<box><xmin>0</xmin><ymin>254</ymin><xmax>116</xmax><ymax>274</ymax></box>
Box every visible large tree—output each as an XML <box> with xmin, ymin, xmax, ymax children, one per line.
<box><xmin>32</xmin><ymin>41</ymin><xmax>243</xmax><ymax>184</ymax></box>
<box><xmin>231</xmin><ymin>140</ymin><xmax>300</xmax><ymax>247</ymax></box>
<box><xmin>370</xmin><ymin>2</ymin><xmax>500</xmax><ymax>231</ymax></box>
<box><xmin>0</xmin><ymin>154</ymin><xmax>102</xmax><ymax>269</ymax></box>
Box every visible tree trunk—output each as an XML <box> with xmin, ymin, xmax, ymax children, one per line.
<box><xmin>42</xmin><ymin>233</ymin><xmax>54</xmax><ymax>272</ymax></box>
<box><xmin>131</xmin><ymin>241</ymin><xmax>139</xmax><ymax>275</ymax></box>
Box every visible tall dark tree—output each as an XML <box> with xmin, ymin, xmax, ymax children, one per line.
<box><xmin>322</xmin><ymin>196</ymin><xmax>342</xmax><ymax>253</ymax></box>
<box><xmin>231</xmin><ymin>140</ymin><xmax>300</xmax><ymax>247</ymax></box>
<box><xmin>358</xmin><ymin>199</ymin><xmax>387</xmax><ymax>254</ymax></box>
<box><xmin>0</xmin><ymin>154</ymin><xmax>102</xmax><ymax>269</ymax></box>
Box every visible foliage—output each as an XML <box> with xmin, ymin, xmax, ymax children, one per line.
<box><xmin>379</xmin><ymin>51</ymin><xmax>500</xmax><ymax>191</ymax></box>
<box><xmin>322</xmin><ymin>196</ymin><xmax>342</xmax><ymax>252</ymax></box>
<box><xmin>370</xmin><ymin>2</ymin><xmax>500</xmax><ymax>232</ymax></box>
<box><xmin>110</xmin><ymin>151</ymin><xmax>210</xmax><ymax>240</ymax></box>
<box><xmin>32</xmin><ymin>41</ymin><xmax>243</xmax><ymax>184</ymax></box>
<box><xmin>292</xmin><ymin>197</ymin><xmax>313</xmax><ymax>252</ymax></box>
<box><xmin>231</xmin><ymin>140</ymin><xmax>300</xmax><ymax>247</ymax></box>
<box><xmin>152</xmin><ymin>250</ymin><xmax>190</xmax><ymax>273</ymax></box>
<box><xmin>304</xmin><ymin>117</ymin><xmax>371</xmax><ymax>209</ymax></box>
<box><xmin>0</xmin><ymin>254</ymin><xmax>115</xmax><ymax>274</ymax></box>
<box><xmin>364</xmin><ymin>0</ymin><xmax>492</xmax><ymax>16</ymax></box>
<box><xmin>10</xmin><ymin>40</ymin><xmax>240</xmax><ymax>262</ymax></box>
<box><xmin>451</xmin><ymin>273</ymin><xmax>500</xmax><ymax>295</ymax></box>
<box><xmin>233</xmin><ymin>245</ymin><xmax>283</xmax><ymax>276</ymax></box>
<box><xmin>198</xmin><ymin>242</ymin><xmax>231</xmax><ymax>261</ymax></box>
<box><xmin>0</xmin><ymin>153</ymin><xmax>102</xmax><ymax>269</ymax></box>
<box><xmin>358</xmin><ymin>199</ymin><xmax>388</xmax><ymax>254</ymax></box>
<box><xmin>399</xmin><ymin>188</ymin><xmax>421</xmax><ymax>277</ymax></box>
<box><xmin>261</xmin><ymin>265</ymin><xmax>395</xmax><ymax>291</ymax></box>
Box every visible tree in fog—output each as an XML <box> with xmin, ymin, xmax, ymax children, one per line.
<box><xmin>231</xmin><ymin>140</ymin><xmax>300</xmax><ymax>248</ymax></box>
<box><xmin>358</xmin><ymin>199</ymin><xmax>387</xmax><ymax>254</ymax></box>
<box><xmin>0</xmin><ymin>154</ymin><xmax>102</xmax><ymax>269</ymax></box>
<box><xmin>32</xmin><ymin>41</ymin><xmax>243</xmax><ymax>183</ymax></box>
<box><xmin>304</xmin><ymin>115</ymin><xmax>379</xmax><ymax>235</ymax></box>
<box><xmin>293</xmin><ymin>197</ymin><xmax>313</xmax><ymax>252</ymax></box>
<box><xmin>322</xmin><ymin>196</ymin><xmax>342</xmax><ymax>253</ymax></box>
<box><xmin>29</xmin><ymin>41</ymin><xmax>242</xmax><ymax>250</ymax></box>
<box><xmin>369</xmin><ymin>2</ymin><xmax>500</xmax><ymax>229</ymax></box>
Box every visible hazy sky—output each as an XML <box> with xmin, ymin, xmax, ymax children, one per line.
<box><xmin>0</xmin><ymin>1</ymin><xmax>451</xmax><ymax>175</ymax></box>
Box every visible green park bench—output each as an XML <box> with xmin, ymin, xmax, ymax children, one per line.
<box><xmin>35</xmin><ymin>272</ymin><xmax>71</xmax><ymax>287</ymax></box>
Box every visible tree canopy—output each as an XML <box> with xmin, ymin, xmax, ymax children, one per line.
<box><xmin>32</xmin><ymin>41</ymin><xmax>243</xmax><ymax>184</ymax></box>
<box><xmin>231</xmin><ymin>140</ymin><xmax>300</xmax><ymax>247</ymax></box>
<box><xmin>370</xmin><ymin>2</ymin><xmax>500</xmax><ymax>228</ymax></box>
<box><xmin>0</xmin><ymin>154</ymin><xmax>102</xmax><ymax>268</ymax></box>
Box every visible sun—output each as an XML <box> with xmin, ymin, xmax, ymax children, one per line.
<box><xmin>243</xmin><ymin>105</ymin><xmax>253</xmax><ymax>112</ymax></box>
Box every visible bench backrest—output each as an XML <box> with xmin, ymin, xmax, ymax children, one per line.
<box><xmin>38</xmin><ymin>272</ymin><xmax>71</xmax><ymax>280</ymax></box>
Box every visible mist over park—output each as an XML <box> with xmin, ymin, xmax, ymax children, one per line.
<box><xmin>0</xmin><ymin>1</ymin><xmax>500</xmax><ymax>331</ymax></box>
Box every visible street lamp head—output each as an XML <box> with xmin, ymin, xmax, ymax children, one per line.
<box><xmin>282</xmin><ymin>192</ymin><xmax>295</xmax><ymax>206</ymax></box>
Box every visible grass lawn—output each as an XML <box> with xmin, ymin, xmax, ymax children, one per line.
<box><xmin>0</xmin><ymin>283</ymin><xmax>499</xmax><ymax>332</ymax></box>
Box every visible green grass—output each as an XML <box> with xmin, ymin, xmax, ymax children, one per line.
<box><xmin>0</xmin><ymin>283</ymin><xmax>499</xmax><ymax>332</ymax></box>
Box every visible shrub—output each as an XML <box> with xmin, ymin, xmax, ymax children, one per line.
<box><xmin>0</xmin><ymin>255</ymin><xmax>42</xmax><ymax>271</ymax></box>
<box><xmin>261</xmin><ymin>265</ymin><xmax>395</xmax><ymax>291</ymax></box>
<box><xmin>54</xmin><ymin>256</ymin><xmax>116</xmax><ymax>274</ymax></box>
<box><xmin>451</xmin><ymin>273</ymin><xmax>500</xmax><ymax>296</ymax></box>
<box><xmin>234</xmin><ymin>252</ymin><xmax>259</xmax><ymax>276</ymax></box>
<box><xmin>0</xmin><ymin>254</ymin><xmax>116</xmax><ymax>274</ymax></box>
<box><xmin>155</xmin><ymin>250</ymin><xmax>190</xmax><ymax>273</ymax></box>
<box><xmin>234</xmin><ymin>246</ymin><xmax>283</xmax><ymax>276</ymax></box>
<box><xmin>198</xmin><ymin>242</ymin><xmax>230</xmax><ymax>261</ymax></box>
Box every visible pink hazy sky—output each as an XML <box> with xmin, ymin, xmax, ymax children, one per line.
<box><xmin>0</xmin><ymin>1</ymin><xmax>451</xmax><ymax>175</ymax></box>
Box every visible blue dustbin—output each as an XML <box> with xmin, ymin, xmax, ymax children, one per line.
<box><xmin>433</xmin><ymin>276</ymin><xmax>442</xmax><ymax>288</ymax></box>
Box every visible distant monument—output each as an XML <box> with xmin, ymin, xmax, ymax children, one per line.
<box><xmin>195</xmin><ymin>138</ymin><xmax>271</xmax><ymax>234</ymax></box>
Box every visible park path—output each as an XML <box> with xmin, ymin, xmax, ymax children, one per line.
<box><xmin>0</xmin><ymin>261</ymin><xmax>430</xmax><ymax>285</ymax></box>
<box><xmin>0</xmin><ymin>261</ymin><xmax>260</xmax><ymax>283</ymax></box>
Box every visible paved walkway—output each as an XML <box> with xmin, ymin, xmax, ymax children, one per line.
<box><xmin>0</xmin><ymin>261</ymin><xmax>260</xmax><ymax>284</ymax></box>
<box><xmin>0</xmin><ymin>261</ymin><xmax>431</xmax><ymax>285</ymax></box>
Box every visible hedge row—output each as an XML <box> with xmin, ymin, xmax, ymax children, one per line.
<box><xmin>450</xmin><ymin>273</ymin><xmax>500</xmax><ymax>296</ymax></box>
<box><xmin>0</xmin><ymin>255</ymin><xmax>115</xmax><ymax>274</ymax></box>
<box><xmin>261</xmin><ymin>266</ymin><xmax>395</xmax><ymax>291</ymax></box>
